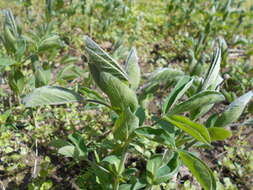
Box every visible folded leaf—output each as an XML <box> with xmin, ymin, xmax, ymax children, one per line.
<box><xmin>85</xmin><ymin>36</ymin><xmax>128</xmax><ymax>82</ymax></box>
<box><xmin>163</xmin><ymin>76</ymin><xmax>193</xmax><ymax>114</ymax></box>
<box><xmin>201</xmin><ymin>47</ymin><xmax>221</xmax><ymax>90</ymax></box>
<box><xmin>125</xmin><ymin>47</ymin><xmax>140</xmax><ymax>90</ymax></box>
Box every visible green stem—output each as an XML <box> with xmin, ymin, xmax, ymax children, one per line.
<box><xmin>113</xmin><ymin>178</ymin><xmax>119</xmax><ymax>190</ymax></box>
<box><xmin>145</xmin><ymin>184</ymin><xmax>153</xmax><ymax>190</ymax></box>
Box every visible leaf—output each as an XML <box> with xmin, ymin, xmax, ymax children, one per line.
<box><xmin>125</xmin><ymin>47</ymin><xmax>141</xmax><ymax>90</ymax></box>
<box><xmin>208</xmin><ymin>127</ymin><xmax>232</xmax><ymax>141</ymax></box>
<box><xmin>38</xmin><ymin>35</ymin><xmax>62</xmax><ymax>52</ymax></box>
<box><xmin>8</xmin><ymin>69</ymin><xmax>25</xmax><ymax>94</ymax></box>
<box><xmin>58</xmin><ymin>145</ymin><xmax>76</xmax><ymax>158</ymax></box>
<box><xmin>94</xmin><ymin>72</ymin><xmax>138</xmax><ymax>112</ymax></box>
<box><xmin>178</xmin><ymin>150</ymin><xmax>216</xmax><ymax>190</ymax></box>
<box><xmin>169</xmin><ymin>91</ymin><xmax>225</xmax><ymax>115</ymax></box>
<box><xmin>141</xmin><ymin>68</ymin><xmax>184</xmax><ymax>95</ymax></box>
<box><xmin>68</xmin><ymin>133</ymin><xmax>87</xmax><ymax>159</ymax></box>
<box><xmin>102</xmin><ymin>155</ymin><xmax>121</xmax><ymax>174</ymax></box>
<box><xmin>85</xmin><ymin>36</ymin><xmax>128</xmax><ymax>82</ymax></box>
<box><xmin>164</xmin><ymin>115</ymin><xmax>211</xmax><ymax>144</ymax></box>
<box><xmin>243</xmin><ymin>118</ymin><xmax>253</xmax><ymax>126</ymax></box>
<box><xmin>23</xmin><ymin>86</ymin><xmax>84</xmax><ymax>107</ymax></box>
<box><xmin>0</xmin><ymin>57</ymin><xmax>15</xmax><ymax>66</ymax></box>
<box><xmin>201</xmin><ymin>47</ymin><xmax>221</xmax><ymax>90</ymax></box>
<box><xmin>215</xmin><ymin>91</ymin><xmax>253</xmax><ymax>127</ymax></box>
<box><xmin>135</xmin><ymin>127</ymin><xmax>175</xmax><ymax>147</ymax></box>
<box><xmin>135</xmin><ymin>107</ymin><xmax>146</xmax><ymax>126</ymax></box>
<box><xmin>57</xmin><ymin>64</ymin><xmax>82</xmax><ymax>81</ymax></box>
<box><xmin>113</xmin><ymin>107</ymin><xmax>139</xmax><ymax>141</ymax></box>
<box><xmin>146</xmin><ymin>152</ymin><xmax>179</xmax><ymax>185</ymax></box>
<box><xmin>34</xmin><ymin>64</ymin><xmax>51</xmax><ymax>87</ymax></box>
<box><xmin>163</xmin><ymin>76</ymin><xmax>193</xmax><ymax>114</ymax></box>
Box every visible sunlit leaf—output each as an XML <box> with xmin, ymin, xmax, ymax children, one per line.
<box><xmin>169</xmin><ymin>91</ymin><xmax>224</xmax><ymax>115</ymax></box>
<box><xmin>164</xmin><ymin>115</ymin><xmax>211</xmax><ymax>144</ymax></box>
<box><xmin>23</xmin><ymin>86</ymin><xmax>84</xmax><ymax>107</ymax></box>
<box><xmin>85</xmin><ymin>36</ymin><xmax>128</xmax><ymax>81</ymax></box>
<box><xmin>125</xmin><ymin>47</ymin><xmax>141</xmax><ymax>90</ymax></box>
<box><xmin>163</xmin><ymin>76</ymin><xmax>193</xmax><ymax>114</ymax></box>
<box><xmin>215</xmin><ymin>91</ymin><xmax>253</xmax><ymax>127</ymax></box>
<box><xmin>208</xmin><ymin>127</ymin><xmax>232</xmax><ymax>141</ymax></box>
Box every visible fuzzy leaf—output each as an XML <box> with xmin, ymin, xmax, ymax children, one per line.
<box><xmin>113</xmin><ymin>108</ymin><xmax>139</xmax><ymax>141</ymax></box>
<box><xmin>23</xmin><ymin>86</ymin><xmax>84</xmax><ymax>107</ymax></box>
<box><xmin>201</xmin><ymin>47</ymin><xmax>221</xmax><ymax>90</ymax></box>
<box><xmin>94</xmin><ymin>72</ymin><xmax>138</xmax><ymax>112</ymax></box>
<box><xmin>169</xmin><ymin>91</ymin><xmax>224</xmax><ymax>115</ymax></box>
<box><xmin>163</xmin><ymin>76</ymin><xmax>193</xmax><ymax>114</ymax></box>
<box><xmin>215</xmin><ymin>91</ymin><xmax>253</xmax><ymax>127</ymax></box>
<box><xmin>141</xmin><ymin>68</ymin><xmax>184</xmax><ymax>95</ymax></box>
<box><xmin>85</xmin><ymin>36</ymin><xmax>128</xmax><ymax>82</ymax></box>
<box><xmin>125</xmin><ymin>47</ymin><xmax>141</xmax><ymax>90</ymax></box>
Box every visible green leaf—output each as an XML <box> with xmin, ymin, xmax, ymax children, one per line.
<box><xmin>85</xmin><ymin>36</ymin><xmax>128</xmax><ymax>82</ymax></box>
<box><xmin>164</xmin><ymin>115</ymin><xmax>211</xmax><ymax>144</ymax></box>
<box><xmin>201</xmin><ymin>47</ymin><xmax>221</xmax><ymax>90</ymax></box>
<box><xmin>169</xmin><ymin>91</ymin><xmax>225</xmax><ymax>115</ymax></box>
<box><xmin>113</xmin><ymin>107</ymin><xmax>139</xmax><ymax>141</ymax></box>
<box><xmin>125</xmin><ymin>47</ymin><xmax>141</xmax><ymax>90</ymax></box>
<box><xmin>57</xmin><ymin>64</ymin><xmax>82</xmax><ymax>81</ymax></box>
<box><xmin>0</xmin><ymin>57</ymin><xmax>15</xmax><ymax>66</ymax></box>
<box><xmin>146</xmin><ymin>152</ymin><xmax>179</xmax><ymax>185</ymax></box>
<box><xmin>38</xmin><ymin>35</ymin><xmax>62</xmax><ymax>52</ymax></box>
<box><xmin>208</xmin><ymin>127</ymin><xmax>232</xmax><ymax>141</ymax></box>
<box><xmin>68</xmin><ymin>133</ymin><xmax>87</xmax><ymax>159</ymax></box>
<box><xmin>34</xmin><ymin>64</ymin><xmax>51</xmax><ymax>87</ymax></box>
<box><xmin>8</xmin><ymin>69</ymin><xmax>25</xmax><ymax>95</ymax></box>
<box><xmin>215</xmin><ymin>91</ymin><xmax>253</xmax><ymax>127</ymax></box>
<box><xmin>102</xmin><ymin>155</ymin><xmax>121</xmax><ymax>174</ymax></box>
<box><xmin>58</xmin><ymin>145</ymin><xmax>76</xmax><ymax>157</ymax></box>
<box><xmin>163</xmin><ymin>76</ymin><xmax>193</xmax><ymax>114</ymax></box>
<box><xmin>135</xmin><ymin>107</ymin><xmax>146</xmax><ymax>126</ymax></box>
<box><xmin>178</xmin><ymin>150</ymin><xmax>216</xmax><ymax>190</ymax></box>
<box><xmin>23</xmin><ymin>86</ymin><xmax>84</xmax><ymax>107</ymax></box>
<box><xmin>135</xmin><ymin>127</ymin><xmax>175</xmax><ymax>147</ymax></box>
<box><xmin>141</xmin><ymin>68</ymin><xmax>184</xmax><ymax>95</ymax></box>
<box><xmin>95</xmin><ymin>72</ymin><xmax>138</xmax><ymax>112</ymax></box>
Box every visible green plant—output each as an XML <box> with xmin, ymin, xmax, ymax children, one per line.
<box><xmin>22</xmin><ymin>37</ymin><xmax>253</xmax><ymax>190</ymax></box>
<box><xmin>0</xmin><ymin>9</ymin><xmax>64</xmax><ymax>103</ymax></box>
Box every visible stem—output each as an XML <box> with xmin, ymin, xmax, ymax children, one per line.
<box><xmin>145</xmin><ymin>184</ymin><xmax>153</xmax><ymax>190</ymax></box>
<box><xmin>184</xmin><ymin>139</ymin><xmax>197</xmax><ymax>150</ymax></box>
<box><xmin>85</xmin><ymin>99</ymin><xmax>112</xmax><ymax>109</ymax></box>
<box><xmin>113</xmin><ymin>178</ymin><xmax>119</xmax><ymax>190</ymax></box>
